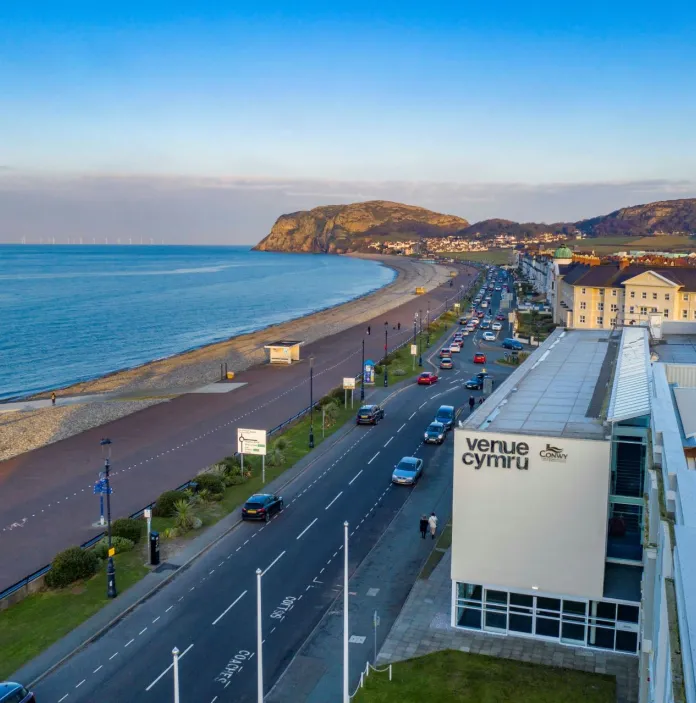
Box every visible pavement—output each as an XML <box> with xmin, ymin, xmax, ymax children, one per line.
<box><xmin>374</xmin><ymin>551</ymin><xmax>639</xmax><ymax>703</ymax></box>
<box><xmin>0</xmin><ymin>266</ymin><xmax>479</xmax><ymax>593</ymax></box>
<box><xmin>18</xmin><ymin>276</ymin><xmax>520</xmax><ymax>703</ymax></box>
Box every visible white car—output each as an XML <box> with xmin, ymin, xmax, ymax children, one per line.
<box><xmin>482</xmin><ymin>331</ymin><xmax>496</xmax><ymax>342</ymax></box>
<box><xmin>450</xmin><ymin>342</ymin><xmax>461</xmax><ymax>352</ymax></box>
<box><xmin>492</xmin><ymin>321</ymin><xmax>502</xmax><ymax>331</ymax></box>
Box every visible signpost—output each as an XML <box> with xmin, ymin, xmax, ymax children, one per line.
<box><xmin>410</xmin><ymin>344</ymin><xmax>417</xmax><ymax>370</ymax></box>
<box><xmin>363</xmin><ymin>360</ymin><xmax>375</xmax><ymax>385</ymax></box>
<box><xmin>237</xmin><ymin>428</ymin><xmax>268</xmax><ymax>483</ymax></box>
<box><xmin>373</xmin><ymin>610</ymin><xmax>380</xmax><ymax>664</ymax></box>
<box><xmin>343</xmin><ymin>377</ymin><xmax>356</xmax><ymax>408</ymax></box>
<box><xmin>93</xmin><ymin>474</ymin><xmax>113</xmax><ymax>527</ymax></box>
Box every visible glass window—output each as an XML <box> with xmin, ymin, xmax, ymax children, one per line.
<box><xmin>683</xmin><ymin>310</ymin><xmax>688</xmax><ymax>319</ymax></box>
<box><xmin>684</xmin><ymin>293</ymin><xmax>689</xmax><ymax>301</ymax></box>
<box><xmin>561</xmin><ymin>621</ymin><xmax>586</xmax><ymax>644</ymax></box>
<box><xmin>581</xmin><ymin>287</ymin><xmax>586</xmax><ymax>294</ymax></box>
<box><xmin>612</xmin><ymin>290</ymin><xmax>617</xmax><ymax>297</ymax></box>
<box><xmin>579</xmin><ymin>315</ymin><xmax>586</xmax><ymax>323</ymax></box>
<box><xmin>485</xmin><ymin>610</ymin><xmax>507</xmax><ymax>631</ymax></box>
<box><xmin>485</xmin><ymin>590</ymin><xmax>508</xmax><ymax>606</ymax></box>
<box><xmin>617</xmin><ymin>604</ymin><xmax>639</xmax><ymax>623</ymax></box>
<box><xmin>611</xmin><ymin>303</ymin><xmax>618</xmax><ymax>312</ymax></box>
<box><xmin>588</xmin><ymin>626</ymin><xmax>615</xmax><ymax>650</ymax></box>
<box><xmin>597</xmin><ymin>317</ymin><xmax>604</xmax><ymax>325</ymax></box>
<box><xmin>652</xmin><ymin>292</ymin><xmax>657</xmax><ymax>299</ymax></box>
<box><xmin>510</xmin><ymin>593</ymin><xmax>534</xmax><ymax>608</ymax></box>
<box><xmin>509</xmin><ymin>613</ymin><xmax>533</xmax><ymax>634</ymax></box>
<box><xmin>457</xmin><ymin>604</ymin><xmax>481</xmax><ymax>629</ymax></box>
<box><xmin>641</xmin><ymin>291</ymin><xmax>647</xmax><ymax>299</ymax></box>
<box><xmin>457</xmin><ymin>583</ymin><xmax>482</xmax><ymax>602</ymax></box>
<box><xmin>563</xmin><ymin>600</ymin><xmax>587</xmax><ymax>616</ymax></box>
<box><xmin>580</xmin><ymin>301</ymin><xmax>586</xmax><ymax>310</ymax></box>
<box><xmin>595</xmin><ymin>601</ymin><xmax>616</xmax><ymax>621</ymax></box>
<box><xmin>629</xmin><ymin>306</ymin><xmax>634</xmax><ymax>313</ymax></box>
<box><xmin>665</xmin><ymin>293</ymin><xmax>670</xmax><ymax>301</ymax></box>
<box><xmin>536</xmin><ymin>597</ymin><xmax>560</xmax><ymax>613</ymax></box>
<box><xmin>616</xmin><ymin>630</ymin><xmax>638</xmax><ymax>653</ymax></box>
<box><xmin>664</xmin><ymin>309</ymin><xmax>669</xmax><ymax>317</ymax></box>
<box><xmin>535</xmin><ymin>616</ymin><xmax>560</xmax><ymax>638</ymax></box>
<box><xmin>640</xmin><ymin>307</ymin><xmax>647</xmax><ymax>315</ymax></box>
<box><xmin>630</xmin><ymin>291</ymin><xmax>635</xmax><ymax>298</ymax></box>
<box><xmin>597</xmin><ymin>302</ymin><xmax>604</xmax><ymax>311</ymax></box>
<box><xmin>610</xmin><ymin>318</ymin><xmax>616</xmax><ymax>325</ymax></box>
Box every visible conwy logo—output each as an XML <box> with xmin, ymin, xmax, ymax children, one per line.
<box><xmin>539</xmin><ymin>444</ymin><xmax>568</xmax><ymax>462</ymax></box>
<box><xmin>462</xmin><ymin>437</ymin><xmax>529</xmax><ymax>471</ymax></box>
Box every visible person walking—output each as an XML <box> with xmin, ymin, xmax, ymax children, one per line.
<box><xmin>419</xmin><ymin>514</ymin><xmax>428</xmax><ymax>539</ymax></box>
<box><xmin>468</xmin><ymin>395</ymin><xmax>475</xmax><ymax>412</ymax></box>
<box><xmin>428</xmin><ymin>512</ymin><xmax>438</xmax><ymax>540</ymax></box>
<box><xmin>367</xmin><ymin>325</ymin><xmax>371</xmax><ymax>335</ymax></box>
<box><xmin>478</xmin><ymin>397</ymin><xmax>484</xmax><ymax>405</ymax></box>
<box><xmin>51</xmin><ymin>392</ymin><xmax>56</xmax><ymax>406</ymax></box>
<box><xmin>397</xmin><ymin>322</ymin><xmax>401</xmax><ymax>331</ymax></box>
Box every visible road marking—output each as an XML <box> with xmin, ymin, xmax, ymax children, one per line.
<box><xmin>166</xmin><ymin>606</ymin><xmax>173</xmax><ymax>613</ymax></box>
<box><xmin>109</xmin><ymin>652</ymin><xmax>118</xmax><ymax>660</ymax></box>
<box><xmin>367</xmin><ymin>452</ymin><xmax>379</xmax><ymax>465</ymax></box>
<box><xmin>419</xmin><ymin>402</ymin><xmax>427</xmax><ymax>409</ymax></box>
<box><xmin>145</xmin><ymin>643</ymin><xmax>194</xmax><ymax>690</ymax></box>
<box><xmin>409</xmin><ymin>412</ymin><xmax>416</xmax><ymax>420</ymax></box>
<box><xmin>152</xmin><ymin>616</ymin><xmax>160</xmax><ymax>624</ymax></box>
<box><xmin>139</xmin><ymin>627</ymin><xmax>148</xmax><ymax>635</ymax></box>
<box><xmin>297</xmin><ymin>518</ymin><xmax>318</xmax><ymax>540</ymax></box>
<box><xmin>76</xmin><ymin>680</ymin><xmax>85</xmax><ymax>689</ymax></box>
<box><xmin>93</xmin><ymin>665</ymin><xmax>103</xmax><ymax>673</ymax></box>
<box><xmin>125</xmin><ymin>639</ymin><xmax>134</xmax><ymax>647</ymax></box>
<box><xmin>212</xmin><ymin>590</ymin><xmax>248</xmax><ymax>625</ymax></box>
<box><xmin>383</xmin><ymin>437</ymin><xmax>393</xmax><ymax>447</ymax></box>
<box><xmin>264</xmin><ymin>550</ymin><xmax>286</xmax><ymax>574</ymax></box>
<box><xmin>349</xmin><ymin>469</ymin><xmax>363</xmax><ymax>485</ymax></box>
<box><xmin>397</xmin><ymin>423</ymin><xmax>406</xmax><ymax>432</ymax></box>
<box><xmin>58</xmin><ymin>696</ymin><xmax>68</xmax><ymax>702</ymax></box>
<box><xmin>325</xmin><ymin>491</ymin><xmax>343</xmax><ymax>510</ymax></box>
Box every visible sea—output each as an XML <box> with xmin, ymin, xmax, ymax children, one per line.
<box><xmin>0</xmin><ymin>245</ymin><xmax>395</xmax><ymax>401</ymax></box>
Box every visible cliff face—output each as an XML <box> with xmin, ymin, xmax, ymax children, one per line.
<box><xmin>253</xmin><ymin>200</ymin><xmax>469</xmax><ymax>253</ymax></box>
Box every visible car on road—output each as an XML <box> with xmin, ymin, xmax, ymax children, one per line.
<box><xmin>423</xmin><ymin>421</ymin><xmax>446</xmax><ymax>444</ymax></box>
<box><xmin>356</xmin><ymin>404</ymin><xmax>385</xmax><ymax>425</ymax></box>
<box><xmin>435</xmin><ymin>404</ymin><xmax>456</xmax><ymax>430</ymax></box>
<box><xmin>465</xmin><ymin>372</ymin><xmax>493</xmax><ymax>390</ymax></box>
<box><xmin>439</xmin><ymin>347</ymin><xmax>452</xmax><ymax>358</ymax></box>
<box><xmin>495</xmin><ymin>286</ymin><xmax>501</xmax><ymax>291</ymax></box>
<box><xmin>242</xmin><ymin>493</ymin><xmax>283</xmax><ymax>522</ymax></box>
<box><xmin>449</xmin><ymin>341</ymin><xmax>461</xmax><ymax>352</ymax></box>
<box><xmin>0</xmin><ymin>682</ymin><xmax>35</xmax><ymax>703</ymax></box>
<box><xmin>496</xmin><ymin>313</ymin><xmax>505</xmax><ymax>321</ymax></box>
<box><xmin>480</xmin><ymin>320</ymin><xmax>490</xmax><ymax>329</ymax></box>
<box><xmin>491</xmin><ymin>321</ymin><xmax>502</xmax><ymax>331</ymax></box>
<box><xmin>476</xmin><ymin>310</ymin><xmax>485</xmax><ymax>318</ymax></box>
<box><xmin>417</xmin><ymin>371</ymin><xmax>439</xmax><ymax>385</ymax></box>
<box><xmin>482</xmin><ymin>331</ymin><xmax>496</xmax><ymax>342</ymax></box>
<box><xmin>502</xmin><ymin>338</ymin><xmax>524</xmax><ymax>350</ymax></box>
<box><xmin>392</xmin><ymin>457</ymin><xmax>424</xmax><ymax>485</ymax></box>
<box><xmin>473</xmin><ymin>352</ymin><xmax>486</xmax><ymax>364</ymax></box>
<box><xmin>439</xmin><ymin>357</ymin><xmax>454</xmax><ymax>369</ymax></box>
<box><xmin>461</xmin><ymin>328</ymin><xmax>470</xmax><ymax>336</ymax></box>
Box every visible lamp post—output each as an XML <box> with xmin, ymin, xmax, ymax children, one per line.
<box><xmin>383</xmin><ymin>322</ymin><xmax>388</xmax><ymax>387</ymax></box>
<box><xmin>412</xmin><ymin>313</ymin><xmax>418</xmax><ymax>371</ymax></box>
<box><xmin>342</xmin><ymin>521</ymin><xmax>350</xmax><ymax>703</ymax></box>
<box><xmin>360</xmin><ymin>339</ymin><xmax>365</xmax><ymax>401</ymax></box>
<box><xmin>309</xmin><ymin>356</ymin><xmax>315</xmax><ymax>449</ymax></box>
<box><xmin>101</xmin><ymin>437</ymin><xmax>117</xmax><ymax>599</ymax></box>
<box><xmin>426</xmin><ymin>303</ymin><xmax>431</xmax><ymax>347</ymax></box>
<box><xmin>418</xmin><ymin>309</ymin><xmax>423</xmax><ymax>367</ymax></box>
<box><xmin>256</xmin><ymin>568</ymin><xmax>263</xmax><ymax>703</ymax></box>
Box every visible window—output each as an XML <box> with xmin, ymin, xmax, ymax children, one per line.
<box><xmin>664</xmin><ymin>309</ymin><xmax>670</xmax><ymax>317</ymax></box>
<box><xmin>596</xmin><ymin>316</ymin><xmax>604</xmax><ymax>326</ymax></box>
<box><xmin>629</xmin><ymin>306</ymin><xmax>635</xmax><ymax>313</ymax></box>
<box><xmin>599</xmin><ymin>288</ymin><xmax>605</xmax><ymax>295</ymax></box>
<box><xmin>581</xmin><ymin>287</ymin><xmax>586</xmax><ymax>294</ymax></box>
<box><xmin>580</xmin><ymin>301</ymin><xmax>586</xmax><ymax>310</ymax></box>
<box><xmin>630</xmin><ymin>291</ymin><xmax>635</xmax><ymax>298</ymax></box>
<box><xmin>653</xmin><ymin>292</ymin><xmax>658</xmax><ymax>300</ymax></box>
<box><xmin>665</xmin><ymin>293</ymin><xmax>670</xmax><ymax>301</ymax></box>
<box><xmin>610</xmin><ymin>303</ymin><xmax>618</xmax><ymax>312</ymax></box>
<box><xmin>610</xmin><ymin>318</ymin><xmax>617</xmax><ymax>325</ymax></box>
<box><xmin>683</xmin><ymin>310</ymin><xmax>688</xmax><ymax>319</ymax></box>
<box><xmin>684</xmin><ymin>293</ymin><xmax>689</xmax><ymax>301</ymax></box>
<box><xmin>597</xmin><ymin>302</ymin><xmax>604</xmax><ymax>311</ymax></box>
<box><xmin>612</xmin><ymin>289</ymin><xmax>617</xmax><ymax>297</ymax></box>
<box><xmin>579</xmin><ymin>315</ymin><xmax>586</xmax><ymax>323</ymax></box>
<box><xmin>693</xmin><ymin>311</ymin><xmax>696</xmax><ymax>320</ymax></box>
<box><xmin>641</xmin><ymin>291</ymin><xmax>647</xmax><ymax>299</ymax></box>
<box><xmin>640</xmin><ymin>307</ymin><xmax>647</xmax><ymax>315</ymax></box>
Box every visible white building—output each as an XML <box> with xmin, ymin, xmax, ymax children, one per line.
<box><xmin>517</xmin><ymin>246</ymin><xmax>574</xmax><ymax>311</ymax></box>
<box><xmin>451</xmin><ymin>326</ymin><xmax>696</xmax><ymax>702</ymax></box>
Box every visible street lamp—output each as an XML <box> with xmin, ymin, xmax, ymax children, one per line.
<box><xmin>256</xmin><ymin>568</ymin><xmax>263</xmax><ymax>703</ymax></box>
<box><xmin>360</xmin><ymin>339</ymin><xmax>365</xmax><ymax>401</ymax></box>
<box><xmin>418</xmin><ymin>310</ymin><xmax>423</xmax><ymax>367</ymax></box>
<box><xmin>100</xmin><ymin>437</ymin><xmax>117</xmax><ymax>599</ymax></box>
<box><xmin>383</xmin><ymin>322</ymin><xmax>388</xmax><ymax>387</ymax></box>
<box><xmin>426</xmin><ymin>303</ymin><xmax>430</xmax><ymax>347</ymax></box>
<box><xmin>309</xmin><ymin>356</ymin><xmax>315</xmax><ymax>449</ymax></box>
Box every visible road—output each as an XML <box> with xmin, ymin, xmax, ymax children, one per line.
<box><xmin>32</xmin><ymin>270</ymin><xmax>516</xmax><ymax>703</ymax></box>
<box><xmin>0</xmin><ymin>266</ymin><xmax>479</xmax><ymax>593</ymax></box>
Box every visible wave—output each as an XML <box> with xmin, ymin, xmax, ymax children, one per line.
<box><xmin>0</xmin><ymin>264</ymin><xmax>240</xmax><ymax>281</ymax></box>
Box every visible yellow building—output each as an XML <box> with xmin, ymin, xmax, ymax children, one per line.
<box><xmin>555</xmin><ymin>263</ymin><xmax>696</xmax><ymax>329</ymax></box>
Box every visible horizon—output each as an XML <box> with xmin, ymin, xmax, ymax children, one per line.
<box><xmin>1</xmin><ymin>2</ymin><xmax>695</xmax><ymax>243</ymax></box>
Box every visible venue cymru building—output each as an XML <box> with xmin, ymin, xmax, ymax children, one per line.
<box><xmin>453</xmin><ymin>326</ymin><xmax>696</xmax><ymax>703</ymax></box>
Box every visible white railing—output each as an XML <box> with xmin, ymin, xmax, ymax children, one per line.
<box><xmin>349</xmin><ymin>661</ymin><xmax>394</xmax><ymax>699</ymax></box>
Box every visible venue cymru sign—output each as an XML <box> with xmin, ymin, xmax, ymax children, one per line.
<box><xmin>461</xmin><ymin>437</ymin><xmax>530</xmax><ymax>471</ymax></box>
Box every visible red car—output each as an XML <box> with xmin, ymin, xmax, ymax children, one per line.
<box><xmin>473</xmin><ymin>353</ymin><xmax>486</xmax><ymax>364</ymax></box>
<box><xmin>439</xmin><ymin>348</ymin><xmax>452</xmax><ymax>358</ymax></box>
<box><xmin>417</xmin><ymin>372</ymin><xmax>439</xmax><ymax>385</ymax></box>
<box><xmin>476</xmin><ymin>311</ymin><xmax>485</xmax><ymax>318</ymax></box>
<box><xmin>496</xmin><ymin>313</ymin><xmax>505</xmax><ymax>321</ymax></box>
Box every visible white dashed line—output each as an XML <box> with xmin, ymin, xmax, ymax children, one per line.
<box><xmin>125</xmin><ymin>639</ymin><xmax>135</xmax><ymax>647</ymax></box>
<box><xmin>383</xmin><ymin>437</ymin><xmax>393</xmax><ymax>447</ymax></box>
<box><xmin>166</xmin><ymin>606</ymin><xmax>173</xmax><ymax>613</ymax></box>
<box><xmin>76</xmin><ymin>680</ymin><xmax>85</xmax><ymax>689</ymax></box>
<box><xmin>367</xmin><ymin>452</ymin><xmax>379</xmax><ymax>465</ymax></box>
<box><xmin>397</xmin><ymin>423</ymin><xmax>406</xmax><ymax>432</ymax></box>
<box><xmin>93</xmin><ymin>665</ymin><xmax>103</xmax><ymax>673</ymax></box>
<box><xmin>109</xmin><ymin>652</ymin><xmax>118</xmax><ymax>660</ymax></box>
<box><xmin>296</xmin><ymin>518</ymin><xmax>318</xmax><ymax>540</ymax></box>
<box><xmin>409</xmin><ymin>412</ymin><xmax>417</xmax><ymax>419</ymax></box>
<box><xmin>139</xmin><ymin>627</ymin><xmax>147</xmax><ymax>635</ymax></box>
<box><xmin>349</xmin><ymin>469</ymin><xmax>363</xmax><ymax>485</ymax></box>
<box><xmin>325</xmin><ymin>492</ymin><xmax>343</xmax><ymax>510</ymax></box>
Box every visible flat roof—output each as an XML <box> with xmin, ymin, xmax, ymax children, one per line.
<box><xmin>465</xmin><ymin>329</ymin><xmax>616</xmax><ymax>439</ymax></box>
<box><xmin>606</xmin><ymin>327</ymin><xmax>651</xmax><ymax>422</ymax></box>
<box><xmin>264</xmin><ymin>340</ymin><xmax>302</xmax><ymax>347</ymax></box>
<box><xmin>656</xmin><ymin>334</ymin><xmax>696</xmax><ymax>364</ymax></box>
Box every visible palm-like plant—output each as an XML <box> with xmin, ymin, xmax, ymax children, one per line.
<box><xmin>174</xmin><ymin>499</ymin><xmax>195</xmax><ymax>531</ymax></box>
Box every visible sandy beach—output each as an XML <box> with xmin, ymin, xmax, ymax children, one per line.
<box><xmin>0</xmin><ymin>255</ymin><xmax>451</xmax><ymax>461</ymax></box>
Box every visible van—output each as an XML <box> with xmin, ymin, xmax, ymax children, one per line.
<box><xmin>434</xmin><ymin>405</ymin><xmax>455</xmax><ymax>431</ymax></box>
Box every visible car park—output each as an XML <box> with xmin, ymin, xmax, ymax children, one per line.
<box><xmin>423</xmin><ymin>421</ymin><xmax>446</xmax><ymax>444</ymax></box>
<box><xmin>482</xmin><ymin>331</ymin><xmax>496</xmax><ymax>342</ymax></box>
<box><xmin>439</xmin><ymin>357</ymin><xmax>454</xmax><ymax>369</ymax></box>
<box><xmin>435</xmin><ymin>404</ymin><xmax>456</xmax><ymax>430</ymax></box>
<box><xmin>465</xmin><ymin>372</ymin><xmax>493</xmax><ymax>390</ymax></box>
<box><xmin>417</xmin><ymin>371</ymin><xmax>439</xmax><ymax>385</ymax></box>
<box><xmin>391</xmin><ymin>457</ymin><xmax>424</xmax><ymax>485</ymax></box>
<box><xmin>242</xmin><ymin>493</ymin><xmax>283</xmax><ymax>522</ymax></box>
<box><xmin>473</xmin><ymin>352</ymin><xmax>486</xmax><ymax>364</ymax></box>
<box><xmin>491</xmin><ymin>321</ymin><xmax>502</xmax><ymax>331</ymax></box>
<box><xmin>502</xmin><ymin>338</ymin><xmax>524</xmax><ymax>350</ymax></box>
<box><xmin>356</xmin><ymin>404</ymin><xmax>385</xmax><ymax>425</ymax></box>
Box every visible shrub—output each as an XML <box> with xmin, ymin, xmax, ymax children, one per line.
<box><xmin>194</xmin><ymin>473</ymin><xmax>225</xmax><ymax>495</ymax></box>
<box><xmin>226</xmin><ymin>474</ymin><xmax>247</xmax><ymax>486</ymax></box>
<box><xmin>46</xmin><ymin>546</ymin><xmax>99</xmax><ymax>589</ymax></box>
<box><xmin>174</xmin><ymin>499</ymin><xmax>196</xmax><ymax>532</ymax></box>
<box><xmin>111</xmin><ymin>517</ymin><xmax>142</xmax><ymax>544</ymax></box>
<box><xmin>93</xmin><ymin>536</ymin><xmax>135</xmax><ymax>561</ymax></box>
<box><xmin>220</xmin><ymin>456</ymin><xmax>243</xmax><ymax>476</ymax></box>
<box><xmin>391</xmin><ymin>367</ymin><xmax>406</xmax><ymax>376</ymax></box>
<box><xmin>374</xmin><ymin>365</ymin><xmax>383</xmax><ymax>375</ymax></box>
<box><xmin>153</xmin><ymin>490</ymin><xmax>184</xmax><ymax>517</ymax></box>
<box><xmin>273</xmin><ymin>436</ymin><xmax>290</xmax><ymax>452</ymax></box>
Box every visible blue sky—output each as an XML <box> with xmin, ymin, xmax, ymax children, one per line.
<box><xmin>1</xmin><ymin>1</ymin><xmax>695</xmax><ymax>241</ymax></box>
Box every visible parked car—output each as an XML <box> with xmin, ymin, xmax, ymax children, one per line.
<box><xmin>417</xmin><ymin>371</ymin><xmax>439</xmax><ymax>385</ymax></box>
<box><xmin>356</xmin><ymin>404</ymin><xmax>385</xmax><ymax>425</ymax></box>
<box><xmin>476</xmin><ymin>311</ymin><xmax>485</xmax><ymax>318</ymax></box>
<box><xmin>423</xmin><ymin>421</ymin><xmax>446</xmax><ymax>444</ymax></box>
<box><xmin>439</xmin><ymin>357</ymin><xmax>454</xmax><ymax>370</ymax></box>
<box><xmin>242</xmin><ymin>493</ymin><xmax>284</xmax><ymax>522</ymax></box>
<box><xmin>392</xmin><ymin>457</ymin><xmax>424</xmax><ymax>485</ymax></box>
<box><xmin>491</xmin><ymin>321</ymin><xmax>502</xmax><ymax>331</ymax></box>
<box><xmin>482</xmin><ymin>331</ymin><xmax>496</xmax><ymax>342</ymax></box>
<box><xmin>435</xmin><ymin>404</ymin><xmax>456</xmax><ymax>430</ymax></box>
<box><xmin>465</xmin><ymin>372</ymin><xmax>493</xmax><ymax>390</ymax></box>
<box><xmin>473</xmin><ymin>352</ymin><xmax>486</xmax><ymax>364</ymax></box>
<box><xmin>502</xmin><ymin>338</ymin><xmax>524</xmax><ymax>351</ymax></box>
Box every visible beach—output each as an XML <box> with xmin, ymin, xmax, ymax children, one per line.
<box><xmin>0</xmin><ymin>255</ymin><xmax>451</xmax><ymax>461</ymax></box>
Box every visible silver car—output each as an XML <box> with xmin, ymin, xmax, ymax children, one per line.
<box><xmin>391</xmin><ymin>457</ymin><xmax>424</xmax><ymax>485</ymax></box>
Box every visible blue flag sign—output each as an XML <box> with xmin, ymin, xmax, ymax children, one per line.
<box><xmin>364</xmin><ymin>360</ymin><xmax>375</xmax><ymax>385</ymax></box>
<box><xmin>93</xmin><ymin>479</ymin><xmax>113</xmax><ymax>495</ymax></box>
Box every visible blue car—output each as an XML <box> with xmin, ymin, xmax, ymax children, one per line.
<box><xmin>424</xmin><ymin>421</ymin><xmax>446</xmax><ymax>444</ymax></box>
<box><xmin>0</xmin><ymin>682</ymin><xmax>35</xmax><ymax>702</ymax></box>
<box><xmin>502</xmin><ymin>338</ymin><xmax>523</xmax><ymax>351</ymax></box>
<box><xmin>391</xmin><ymin>457</ymin><xmax>424</xmax><ymax>485</ymax></box>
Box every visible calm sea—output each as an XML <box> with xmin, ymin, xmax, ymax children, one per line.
<box><xmin>0</xmin><ymin>246</ymin><xmax>395</xmax><ymax>400</ymax></box>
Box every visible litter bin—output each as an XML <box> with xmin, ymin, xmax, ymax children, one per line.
<box><xmin>149</xmin><ymin>530</ymin><xmax>160</xmax><ymax>566</ymax></box>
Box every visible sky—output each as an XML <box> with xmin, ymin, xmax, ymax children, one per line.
<box><xmin>1</xmin><ymin>1</ymin><xmax>695</xmax><ymax>244</ymax></box>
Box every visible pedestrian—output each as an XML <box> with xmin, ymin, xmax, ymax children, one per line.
<box><xmin>428</xmin><ymin>512</ymin><xmax>438</xmax><ymax>540</ymax></box>
<box><xmin>478</xmin><ymin>397</ymin><xmax>484</xmax><ymax>405</ymax></box>
<box><xmin>367</xmin><ymin>325</ymin><xmax>371</xmax><ymax>335</ymax></box>
<box><xmin>397</xmin><ymin>322</ymin><xmax>401</xmax><ymax>331</ymax></box>
<box><xmin>468</xmin><ymin>395</ymin><xmax>475</xmax><ymax>412</ymax></box>
<box><xmin>51</xmin><ymin>392</ymin><xmax>56</xmax><ymax>406</ymax></box>
<box><xmin>419</xmin><ymin>514</ymin><xmax>428</xmax><ymax>539</ymax></box>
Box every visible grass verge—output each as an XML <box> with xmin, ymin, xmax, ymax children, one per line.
<box><xmin>419</xmin><ymin>523</ymin><xmax>452</xmax><ymax>580</ymax></box>
<box><xmin>354</xmin><ymin>650</ymin><xmax>615</xmax><ymax>703</ymax></box>
<box><xmin>446</xmin><ymin>249</ymin><xmax>513</xmax><ymax>265</ymax></box>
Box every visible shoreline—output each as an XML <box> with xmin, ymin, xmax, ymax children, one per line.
<box><xmin>5</xmin><ymin>255</ymin><xmax>398</xmax><ymax>404</ymax></box>
<box><xmin>0</xmin><ymin>256</ymin><xmax>451</xmax><ymax>461</ymax></box>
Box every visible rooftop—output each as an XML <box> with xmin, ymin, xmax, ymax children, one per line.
<box><xmin>465</xmin><ymin>329</ymin><xmax>618</xmax><ymax>439</ymax></box>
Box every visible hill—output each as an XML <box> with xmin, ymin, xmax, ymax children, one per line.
<box><xmin>253</xmin><ymin>200</ymin><xmax>469</xmax><ymax>253</ymax></box>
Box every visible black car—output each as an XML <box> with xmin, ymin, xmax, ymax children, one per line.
<box><xmin>0</xmin><ymin>682</ymin><xmax>35</xmax><ymax>703</ymax></box>
<box><xmin>465</xmin><ymin>372</ymin><xmax>493</xmax><ymax>390</ymax></box>
<box><xmin>356</xmin><ymin>404</ymin><xmax>385</xmax><ymax>425</ymax></box>
<box><xmin>242</xmin><ymin>493</ymin><xmax>284</xmax><ymax>522</ymax></box>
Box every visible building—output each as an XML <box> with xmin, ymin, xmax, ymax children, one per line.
<box><xmin>451</xmin><ymin>326</ymin><xmax>696</xmax><ymax>702</ymax></box>
<box><xmin>555</xmin><ymin>263</ymin><xmax>696</xmax><ymax>330</ymax></box>
<box><xmin>517</xmin><ymin>245</ymin><xmax>574</xmax><ymax>314</ymax></box>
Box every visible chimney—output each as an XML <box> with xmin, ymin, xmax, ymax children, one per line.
<box><xmin>619</xmin><ymin>257</ymin><xmax>630</xmax><ymax>270</ymax></box>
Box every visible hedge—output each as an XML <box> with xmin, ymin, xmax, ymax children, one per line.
<box><xmin>153</xmin><ymin>490</ymin><xmax>185</xmax><ymax>517</ymax></box>
<box><xmin>111</xmin><ymin>517</ymin><xmax>143</xmax><ymax>544</ymax></box>
<box><xmin>93</xmin><ymin>536</ymin><xmax>135</xmax><ymax>561</ymax></box>
<box><xmin>45</xmin><ymin>546</ymin><xmax>99</xmax><ymax>589</ymax></box>
<box><xmin>193</xmin><ymin>473</ymin><xmax>225</xmax><ymax>496</ymax></box>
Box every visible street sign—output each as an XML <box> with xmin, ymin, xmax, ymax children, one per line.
<box><xmin>364</xmin><ymin>360</ymin><xmax>375</xmax><ymax>385</ymax></box>
<box><xmin>144</xmin><ymin>508</ymin><xmax>152</xmax><ymax>519</ymax></box>
<box><xmin>410</xmin><ymin>344</ymin><xmax>417</xmax><ymax>356</ymax></box>
<box><xmin>93</xmin><ymin>479</ymin><xmax>112</xmax><ymax>495</ymax></box>
<box><xmin>343</xmin><ymin>377</ymin><xmax>356</xmax><ymax>390</ymax></box>
<box><xmin>237</xmin><ymin>428</ymin><xmax>267</xmax><ymax>456</ymax></box>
